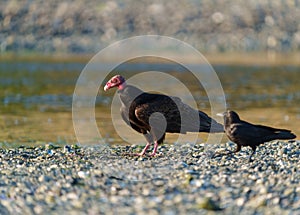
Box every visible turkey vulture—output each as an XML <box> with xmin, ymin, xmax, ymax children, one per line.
<box><xmin>215</xmin><ymin>110</ymin><xmax>296</xmax><ymax>161</ymax></box>
<box><xmin>104</xmin><ymin>75</ymin><xmax>224</xmax><ymax>156</ymax></box>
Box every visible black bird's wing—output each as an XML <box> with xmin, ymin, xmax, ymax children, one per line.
<box><xmin>229</xmin><ymin>123</ymin><xmax>267</xmax><ymax>141</ymax></box>
<box><xmin>240</xmin><ymin>120</ymin><xmax>295</xmax><ymax>137</ymax></box>
<box><xmin>251</xmin><ymin>124</ymin><xmax>296</xmax><ymax>140</ymax></box>
<box><xmin>229</xmin><ymin>122</ymin><xmax>296</xmax><ymax>146</ymax></box>
<box><xmin>251</xmin><ymin>123</ymin><xmax>292</xmax><ymax>133</ymax></box>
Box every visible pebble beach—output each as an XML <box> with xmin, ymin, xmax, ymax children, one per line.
<box><xmin>1</xmin><ymin>141</ymin><xmax>299</xmax><ymax>214</ymax></box>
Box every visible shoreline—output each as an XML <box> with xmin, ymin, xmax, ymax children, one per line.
<box><xmin>1</xmin><ymin>52</ymin><xmax>300</xmax><ymax>66</ymax></box>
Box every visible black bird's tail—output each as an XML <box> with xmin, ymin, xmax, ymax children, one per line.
<box><xmin>199</xmin><ymin>111</ymin><xmax>224</xmax><ymax>133</ymax></box>
<box><xmin>275</xmin><ymin>130</ymin><xmax>296</xmax><ymax>140</ymax></box>
<box><xmin>256</xmin><ymin>125</ymin><xmax>297</xmax><ymax>140</ymax></box>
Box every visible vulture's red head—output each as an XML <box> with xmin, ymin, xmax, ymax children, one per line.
<box><xmin>104</xmin><ymin>75</ymin><xmax>126</xmax><ymax>91</ymax></box>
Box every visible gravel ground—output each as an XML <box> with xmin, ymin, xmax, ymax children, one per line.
<box><xmin>0</xmin><ymin>141</ymin><xmax>299</xmax><ymax>215</ymax></box>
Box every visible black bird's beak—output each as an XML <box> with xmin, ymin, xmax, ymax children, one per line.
<box><xmin>216</xmin><ymin>113</ymin><xmax>225</xmax><ymax>117</ymax></box>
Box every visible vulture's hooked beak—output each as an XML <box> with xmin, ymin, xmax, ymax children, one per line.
<box><xmin>104</xmin><ymin>83</ymin><xmax>111</xmax><ymax>91</ymax></box>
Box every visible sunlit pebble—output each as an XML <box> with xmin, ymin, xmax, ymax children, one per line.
<box><xmin>78</xmin><ymin>171</ymin><xmax>88</xmax><ymax>178</ymax></box>
<box><xmin>147</xmin><ymin>3</ymin><xmax>164</xmax><ymax>15</ymax></box>
<box><xmin>103</xmin><ymin>1</ymin><xmax>118</xmax><ymax>14</ymax></box>
<box><xmin>236</xmin><ymin>197</ymin><xmax>245</xmax><ymax>206</ymax></box>
<box><xmin>265</xmin><ymin>15</ymin><xmax>275</xmax><ymax>26</ymax></box>
<box><xmin>194</xmin><ymin>180</ymin><xmax>202</xmax><ymax>187</ymax></box>
<box><xmin>14</xmin><ymin>119</ymin><xmax>19</xmax><ymax>125</ymax></box>
<box><xmin>110</xmin><ymin>186</ymin><xmax>117</xmax><ymax>193</ymax></box>
<box><xmin>33</xmin><ymin>205</ymin><xmax>43</xmax><ymax>214</ymax></box>
<box><xmin>212</xmin><ymin>12</ymin><xmax>224</xmax><ymax>24</ymax></box>
<box><xmin>66</xmin><ymin>193</ymin><xmax>78</xmax><ymax>200</ymax></box>
<box><xmin>48</xmin><ymin>118</ymin><xmax>52</xmax><ymax>123</ymax></box>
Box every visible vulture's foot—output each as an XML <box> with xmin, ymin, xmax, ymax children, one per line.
<box><xmin>148</xmin><ymin>141</ymin><xmax>159</xmax><ymax>157</ymax></box>
<box><xmin>122</xmin><ymin>142</ymin><xmax>160</xmax><ymax>157</ymax></box>
<box><xmin>136</xmin><ymin>143</ymin><xmax>151</xmax><ymax>156</ymax></box>
<box><xmin>126</xmin><ymin>143</ymin><xmax>151</xmax><ymax>156</ymax></box>
<box><xmin>121</xmin><ymin>143</ymin><xmax>150</xmax><ymax>156</ymax></box>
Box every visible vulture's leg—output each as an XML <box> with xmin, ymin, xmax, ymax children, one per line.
<box><xmin>149</xmin><ymin>133</ymin><xmax>165</xmax><ymax>157</ymax></box>
<box><xmin>147</xmin><ymin>114</ymin><xmax>166</xmax><ymax>156</ymax></box>
<box><xmin>135</xmin><ymin>143</ymin><xmax>150</xmax><ymax>156</ymax></box>
<box><xmin>134</xmin><ymin>133</ymin><xmax>153</xmax><ymax>156</ymax></box>
<box><xmin>149</xmin><ymin>141</ymin><xmax>159</xmax><ymax>156</ymax></box>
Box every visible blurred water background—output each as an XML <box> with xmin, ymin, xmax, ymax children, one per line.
<box><xmin>0</xmin><ymin>0</ymin><xmax>299</xmax><ymax>146</ymax></box>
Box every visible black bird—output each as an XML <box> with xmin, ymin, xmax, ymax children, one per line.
<box><xmin>104</xmin><ymin>75</ymin><xmax>224</xmax><ymax>156</ymax></box>
<box><xmin>215</xmin><ymin>110</ymin><xmax>296</xmax><ymax>161</ymax></box>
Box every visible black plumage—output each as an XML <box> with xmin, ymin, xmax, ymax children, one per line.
<box><xmin>104</xmin><ymin>75</ymin><xmax>224</xmax><ymax>156</ymax></box>
<box><xmin>216</xmin><ymin>110</ymin><xmax>296</xmax><ymax>161</ymax></box>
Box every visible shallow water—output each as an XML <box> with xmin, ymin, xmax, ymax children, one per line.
<box><xmin>0</xmin><ymin>57</ymin><xmax>299</xmax><ymax>146</ymax></box>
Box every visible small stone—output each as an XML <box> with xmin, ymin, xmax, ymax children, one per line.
<box><xmin>152</xmin><ymin>179</ymin><xmax>165</xmax><ymax>187</ymax></box>
<box><xmin>38</xmin><ymin>175</ymin><xmax>52</xmax><ymax>182</ymax></box>
<box><xmin>78</xmin><ymin>171</ymin><xmax>88</xmax><ymax>178</ymax></box>
<box><xmin>33</xmin><ymin>205</ymin><xmax>43</xmax><ymax>214</ymax></box>
<box><xmin>283</xmin><ymin>188</ymin><xmax>294</xmax><ymax>197</ymax></box>
<box><xmin>236</xmin><ymin>197</ymin><xmax>245</xmax><ymax>206</ymax></box>
<box><xmin>198</xmin><ymin>198</ymin><xmax>222</xmax><ymax>211</ymax></box>
<box><xmin>67</xmin><ymin>193</ymin><xmax>78</xmax><ymax>200</ymax></box>
<box><xmin>212</xmin><ymin>12</ymin><xmax>224</xmax><ymax>24</ymax></box>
